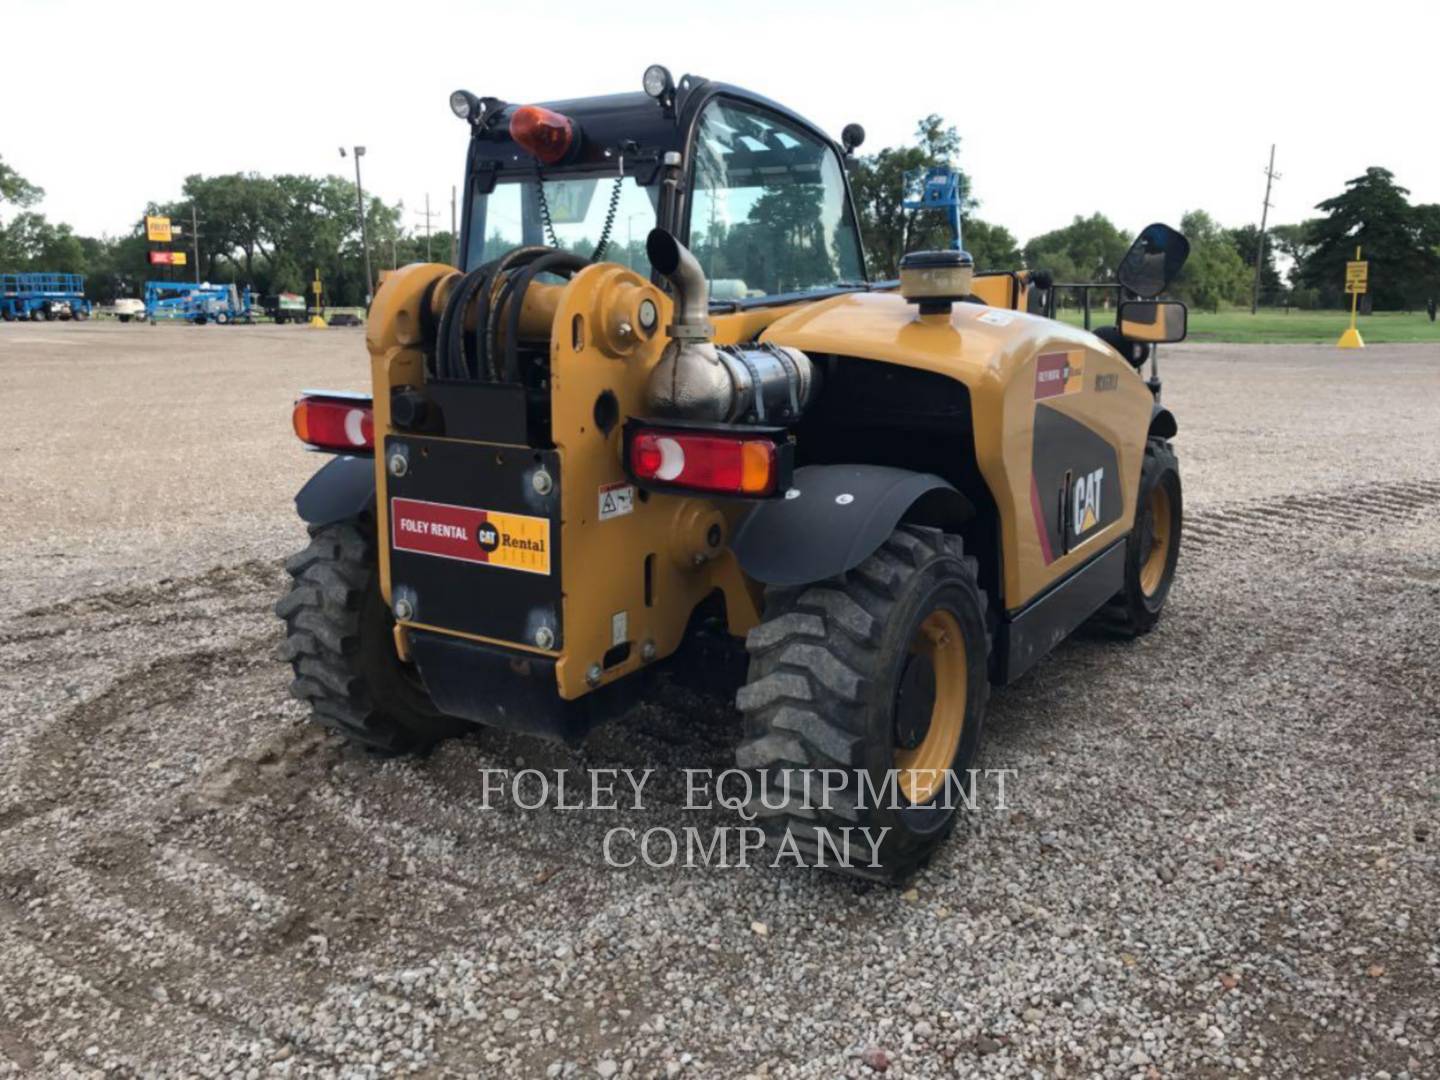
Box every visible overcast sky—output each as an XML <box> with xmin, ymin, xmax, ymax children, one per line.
<box><xmin>5</xmin><ymin>0</ymin><xmax>1437</xmax><ymax>247</ymax></box>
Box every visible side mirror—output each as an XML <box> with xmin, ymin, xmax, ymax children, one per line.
<box><xmin>1117</xmin><ymin>223</ymin><xmax>1190</xmax><ymax>298</ymax></box>
<box><xmin>841</xmin><ymin>123</ymin><xmax>865</xmax><ymax>154</ymax></box>
<box><xmin>1118</xmin><ymin>300</ymin><xmax>1187</xmax><ymax>343</ymax></box>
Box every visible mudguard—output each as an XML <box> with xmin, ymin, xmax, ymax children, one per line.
<box><xmin>1149</xmin><ymin>403</ymin><xmax>1178</xmax><ymax>439</ymax></box>
<box><xmin>731</xmin><ymin>464</ymin><xmax>973</xmax><ymax>586</ymax></box>
<box><xmin>294</xmin><ymin>455</ymin><xmax>376</xmax><ymax>526</ymax></box>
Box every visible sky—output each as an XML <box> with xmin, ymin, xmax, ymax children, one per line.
<box><xmin>4</xmin><ymin>0</ymin><xmax>1438</xmax><ymax>247</ymax></box>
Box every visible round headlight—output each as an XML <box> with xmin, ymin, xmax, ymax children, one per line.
<box><xmin>449</xmin><ymin>90</ymin><xmax>474</xmax><ymax>120</ymax></box>
<box><xmin>642</xmin><ymin>64</ymin><xmax>673</xmax><ymax>100</ymax></box>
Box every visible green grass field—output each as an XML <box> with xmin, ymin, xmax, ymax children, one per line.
<box><xmin>1055</xmin><ymin>306</ymin><xmax>1440</xmax><ymax>344</ymax></box>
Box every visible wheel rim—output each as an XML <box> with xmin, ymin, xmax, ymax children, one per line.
<box><xmin>893</xmin><ymin>608</ymin><xmax>967</xmax><ymax>804</ymax></box>
<box><xmin>1140</xmin><ymin>484</ymin><xmax>1172</xmax><ymax>596</ymax></box>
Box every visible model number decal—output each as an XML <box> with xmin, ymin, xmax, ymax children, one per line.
<box><xmin>391</xmin><ymin>497</ymin><xmax>550</xmax><ymax>575</ymax></box>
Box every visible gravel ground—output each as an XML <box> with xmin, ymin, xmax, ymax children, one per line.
<box><xmin>1</xmin><ymin>322</ymin><xmax>1437</xmax><ymax>1078</ymax></box>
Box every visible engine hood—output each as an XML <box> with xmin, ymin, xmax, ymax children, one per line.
<box><xmin>759</xmin><ymin>290</ymin><xmax>1104</xmax><ymax>389</ymax></box>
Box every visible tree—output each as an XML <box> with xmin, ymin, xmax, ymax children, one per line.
<box><xmin>0</xmin><ymin>156</ymin><xmax>43</xmax><ymax>216</ymax></box>
<box><xmin>1022</xmin><ymin>214</ymin><xmax>1130</xmax><ymax>284</ymax></box>
<box><xmin>1299</xmin><ymin>167</ymin><xmax>1440</xmax><ymax>310</ymax></box>
<box><xmin>1170</xmin><ymin>210</ymin><xmax>1249</xmax><ymax>312</ymax></box>
<box><xmin>848</xmin><ymin>115</ymin><xmax>976</xmax><ymax>278</ymax></box>
<box><xmin>963</xmin><ymin>219</ymin><xmax>1021</xmax><ymax>271</ymax></box>
<box><xmin>1226</xmin><ymin>223</ymin><xmax>1283</xmax><ymax>305</ymax></box>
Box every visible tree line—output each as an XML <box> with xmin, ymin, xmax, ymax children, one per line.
<box><xmin>849</xmin><ymin>118</ymin><xmax>1440</xmax><ymax>312</ymax></box>
<box><xmin>3</xmin><ymin>128</ymin><xmax>1438</xmax><ymax>310</ymax></box>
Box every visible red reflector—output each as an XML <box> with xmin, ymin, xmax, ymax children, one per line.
<box><xmin>509</xmin><ymin>104</ymin><xmax>576</xmax><ymax>165</ymax></box>
<box><xmin>630</xmin><ymin>430</ymin><xmax>778</xmax><ymax>496</ymax></box>
<box><xmin>293</xmin><ymin>395</ymin><xmax>374</xmax><ymax>451</ymax></box>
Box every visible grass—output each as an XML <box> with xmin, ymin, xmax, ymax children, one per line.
<box><xmin>1054</xmin><ymin>305</ymin><xmax>1440</xmax><ymax>344</ymax></box>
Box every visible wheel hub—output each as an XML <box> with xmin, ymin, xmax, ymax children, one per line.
<box><xmin>893</xmin><ymin>653</ymin><xmax>937</xmax><ymax>750</ymax></box>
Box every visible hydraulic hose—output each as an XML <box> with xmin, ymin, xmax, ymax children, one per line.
<box><xmin>436</xmin><ymin>264</ymin><xmax>495</xmax><ymax>380</ymax></box>
<box><xmin>502</xmin><ymin>252</ymin><xmax>588</xmax><ymax>384</ymax></box>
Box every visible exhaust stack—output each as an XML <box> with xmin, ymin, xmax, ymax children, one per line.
<box><xmin>644</xmin><ymin>229</ymin><xmax>816</xmax><ymax>425</ymax></box>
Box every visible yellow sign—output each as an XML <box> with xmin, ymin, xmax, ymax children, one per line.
<box><xmin>1337</xmin><ymin>246</ymin><xmax>1365</xmax><ymax>349</ymax></box>
<box><xmin>171</xmin><ymin>251</ymin><xmax>188</xmax><ymax>267</ymax></box>
<box><xmin>145</xmin><ymin>215</ymin><xmax>172</xmax><ymax>243</ymax></box>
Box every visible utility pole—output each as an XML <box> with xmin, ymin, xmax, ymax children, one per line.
<box><xmin>450</xmin><ymin>185</ymin><xmax>458</xmax><ymax>267</ymax></box>
<box><xmin>340</xmin><ymin>146</ymin><xmax>374</xmax><ymax>304</ymax></box>
<box><xmin>415</xmin><ymin>193</ymin><xmax>440</xmax><ymax>262</ymax></box>
<box><xmin>1250</xmin><ymin>144</ymin><xmax>1280</xmax><ymax>314</ymax></box>
<box><xmin>191</xmin><ymin>202</ymin><xmax>201</xmax><ymax>284</ymax></box>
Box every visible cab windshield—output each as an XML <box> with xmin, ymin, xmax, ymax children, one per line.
<box><xmin>687</xmin><ymin>98</ymin><xmax>865</xmax><ymax>300</ymax></box>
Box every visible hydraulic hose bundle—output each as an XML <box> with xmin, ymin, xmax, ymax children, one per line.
<box><xmin>430</xmin><ymin>247</ymin><xmax>587</xmax><ymax>383</ymax></box>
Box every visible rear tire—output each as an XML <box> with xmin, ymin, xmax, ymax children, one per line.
<box><xmin>735</xmin><ymin>525</ymin><xmax>991</xmax><ymax>881</ymax></box>
<box><xmin>277</xmin><ymin>517</ymin><xmax>469</xmax><ymax>753</ymax></box>
<box><xmin>1110</xmin><ymin>438</ymin><xmax>1182</xmax><ymax>634</ymax></box>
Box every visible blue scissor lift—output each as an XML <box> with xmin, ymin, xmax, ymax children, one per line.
<box><xmin>0</xmin><ymin>273</ymin><xmax>93</xmax><ymax>321</ymax></box>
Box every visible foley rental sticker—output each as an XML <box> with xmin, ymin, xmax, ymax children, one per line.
<box><xmin>390</xmin><ymin>497</ymin><xmax>550</xmax><ymax>575</ymax></box>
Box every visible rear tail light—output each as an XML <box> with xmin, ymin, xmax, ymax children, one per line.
<box><xmin>509</xmin><ymin>105</ymin><xmax>576</xmax><ymax>165</ymax></box>
<box><xmin>627</xmin><ymin>425</ymin><xmax>789</xmax><ymax>497</ymax></box>
<box><xmin>293</xmin><ymin>393</ymin><xmax>374</xmax><ymax>452</ymax></box>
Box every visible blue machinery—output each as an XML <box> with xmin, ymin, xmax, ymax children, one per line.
<box><xmin>143</xmin><ymin>280</ymin><xmax>254</xmax><ymax>324</ymax></box>
<box><xmin>0</xmin><ymin>273</ymin><xmax>92</xmax><ymax>321</ymax></box>
<box><xmin>902</xmin><ymin>166</ymin><xmax>964</xmax><ymax>251</ymax></box>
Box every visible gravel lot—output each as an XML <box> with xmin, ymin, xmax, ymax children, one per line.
<box><xmin>1</xmin><ymin>322</ymin><xmax>1437</xmax><ymax>1078</ymax></box>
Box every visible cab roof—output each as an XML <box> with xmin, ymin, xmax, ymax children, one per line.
<box><xmin>466</xmin><ymin>77</ymin><xmax>843</xmax><ymax>178</ymax></box>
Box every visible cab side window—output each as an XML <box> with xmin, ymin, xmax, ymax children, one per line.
<box><xmin>687</xmin><ymin>99</ymin><xmax>864</xmax><ymax>300</ymax></box>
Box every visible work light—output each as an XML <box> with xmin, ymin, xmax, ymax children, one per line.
<box><xmin>450</xmin><ymin>89</ymin><xmax>478</xmax><ymax>120</ymax></box>
<box><xmin>642</xmin><ymin>65</ymin><xmax>674</xmax><ymax>101</ymax></box>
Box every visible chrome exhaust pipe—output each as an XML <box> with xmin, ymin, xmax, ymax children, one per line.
<box><xmin>643</xmin><ymin>229</ymin><xmax>816</xmax><ymax>425</ymax></box>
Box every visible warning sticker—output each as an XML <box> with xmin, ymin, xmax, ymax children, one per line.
<box><xmin>1034</xmin><ymin>351</ymin><xmax>1085</xmax><ymax>400</ymax></box>
<box><xmin>391</xmin><ymin>497</ymin><xmax>550</xmax><ymax>575</ymax></box>
<box><xmin>598</xmin><ymin>482</ymin><xmax>635</xmax><ymax>522</ymax></box>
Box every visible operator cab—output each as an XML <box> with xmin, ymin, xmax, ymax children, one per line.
<box><xmin>455</xmin><ymin>70</ymin><xmax>868</xmax><ymax>307</ymax></box>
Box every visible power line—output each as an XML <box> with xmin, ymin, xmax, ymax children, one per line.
<box><xmin>1251</xmin><ymin>144</ymin><xmax>1281</xmax><ymax>314</ymax></box>
<box><xmin>415</xmin><ymin>193</ymin><xmax>441</xmax><ymax>262</ymax></box>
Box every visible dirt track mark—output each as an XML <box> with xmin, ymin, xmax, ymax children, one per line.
<box><xmin>1185</xmin><ymin>477</ymin><xmax>1440</xmax><ymax>550</ymax></box>
<box><xmin>1</xmin><ymin>638</ymin><xmax>274</xmax><ymax>836</ymax></box>
<box><xmin>14</xmin><ymin>559</ymin><xmax>281</xmax><ymax>622</ymax></box>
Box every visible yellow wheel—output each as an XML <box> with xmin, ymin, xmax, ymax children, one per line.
<box><xmin>893</xmin><ymin>610</ymin><xmax>967</xmax><ymax>804</ymax></box>
<box><xmin>1115</xmin><ymin>439</ymin><xmax>1182</xmax><ymax>634</ymax></box>
<box><xmin>737</xmin><ymin>525</ymin><xmax>991</xmax><ymax>881</ymax></box>
<box><xmin>1139</xmin><ymin>483</ymin><xmax>1172</xmax><ymax>597</ymax></box>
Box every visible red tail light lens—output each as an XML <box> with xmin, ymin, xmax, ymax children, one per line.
<box><xmin>293</xmin><ymin>394</ymin><xmax>374</xmax><ymax>451</ymax></box>
<box><xmin>629</xmin><ymin>429</ymin><xmax>782</xmax><ymax>496</ymax></box>
<box><xmin>509</xmin><ymin>105</ymin><xmax>576</xmax><ymax>165</ymax></box>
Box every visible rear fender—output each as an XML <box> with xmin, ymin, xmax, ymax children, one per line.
<box><xmin>295</xmin><ymin>455</ymin><xmax>375</xmax><ymax>526</ymax></box>
<box><xmin>731</xmin><ymin>465</ymin><xmax>973</xmax><ymax>586</ymax></box>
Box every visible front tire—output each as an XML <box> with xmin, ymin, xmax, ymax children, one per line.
<box><xmin>1111</xmin><ymin>438</ymin><xmax>1182</xmax><ymax>634</ymax></box>
<box><xmin>277</xmin><ymin>517</ymin><xmax>469</xmax><ymax>753</ymax></box>
<box><xmin>735</xmin><ymin>525</ymin><xmax>991</xmax><ymax>881</ymax></box>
